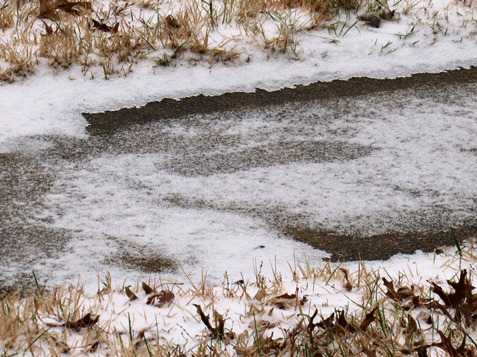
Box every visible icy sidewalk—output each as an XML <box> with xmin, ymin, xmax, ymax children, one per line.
<box><xmin>1</xmin><ymin>73</ymin><xmax>475</xmax><ymax>288</ymax></box>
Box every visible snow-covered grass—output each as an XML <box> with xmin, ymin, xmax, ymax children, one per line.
<box><xmin>1</xmin><ymin>0</ymin><xmax>476</xmax><ymax>82</ymax></box>
<box><xmin>2</xmin><ymin>240</ymin><xmax>477</xmax><ymax>356</ymax></box>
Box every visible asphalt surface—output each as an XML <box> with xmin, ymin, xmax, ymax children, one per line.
<box><xmin>1</xmin><ymin>67</ymin><xmax>477</xmax><ymax>290</ymax></box>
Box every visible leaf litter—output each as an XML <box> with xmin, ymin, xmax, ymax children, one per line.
<box><xmin>2</xmin><ymin>239</ymin><xmax>477</xmax><ymax>355</ymax></box>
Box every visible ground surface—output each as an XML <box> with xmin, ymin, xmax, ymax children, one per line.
<box><xmin>1</xmin><ymin>68</ymin><xmax>476</xmax><ymax>290</ymax></box>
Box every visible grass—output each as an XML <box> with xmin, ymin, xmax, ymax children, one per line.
<box><xmin>0</xmin><ymin>0</ymin><xmax>329</xmax><ymax>81</ymax></box>
<box><xmin>0</xmin><ymin>0</ymin><xmax>474</xmax><ymax>82</ymax></box>
<box><xmin>1</xmin><ymin>238</ymin><xmax>477</xmax><ymax>356</ymax></box>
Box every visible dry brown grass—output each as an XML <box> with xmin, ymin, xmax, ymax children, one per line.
<box><xmin>0</xmin><ymin>0</ymin><xmax>359</xmax><ymax>82</ymax></box>
<box><xmin>2</xmin><ymin>240</ymin><xmax>477</xmax><ymax>356</ymax></box>
<box><xmin>0</xmin><ymin>0</ymin><xmax>474</xmax><ymax>81</ymax></box>
<box><xmin>0</xmin><ymin>1</ymin><xmax>15</xmax><ymax>30</ymax></box>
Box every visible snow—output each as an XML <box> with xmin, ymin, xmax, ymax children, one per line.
<box><xmin>18</xmin><ymin>83</ymin><xmax>472</xmax><ymax>288</ymax></box>
<box><xmin>2</xmin><ymin>0</ymin><xmax>477</xmax><ymax>149</ymax></box>
<box><xmin>27</xmin><ymin>244</ymin><xmax>477</xmax><ymax>355</ymax></box>
<box><xmin>1</xmin><ymin>0</ymin><xmax>476</xmax><ymax>302</ymax></box>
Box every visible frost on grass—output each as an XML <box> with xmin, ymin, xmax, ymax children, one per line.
<box><xmin>1</xmin><ymin>0</ymin><xmax>477</xmax><ymax>81</ymax></box>
<box><xmin>2</xmin><ymin>241</ymin><xmax>477</xmax><ymax>356</ymax></box>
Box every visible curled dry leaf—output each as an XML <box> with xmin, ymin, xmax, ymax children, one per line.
<box><xmin>88</xmin><ymin>341</ymin><xmax>100</xmax><ymax>353</ymax></box>
<box><xmin>336</xmin><ymin>310</ymin><xmax>355</xmax><ymax>333</ymax></box>
<box><xmin>270</xmin><ymin>292</ymin><xmax>307</xmax><ymax>309</ymax></box>
<box><xmin>165</xmin><ymin>15</ymin><xmax>180</xmax><ymax>29</ymax></box>
<box><xmin>125</xmin><ymin>286</ymin><xmax>138</xmax><ymax>301</ymax></box>
<box><xmin>359</xmin><ymin>307</ymin><xmax>377</xmax><ymax>331</ymax></box>
<box><xmin>193</xmin><ymin>304</ymin><xmax>225</xmax><ymax>340</ymax></box>
<box><xmin>431</xmin><ymin>330</ymin><xmax>471</xmax><ymax>357</ymax></box>
<box><xmin>339</xmin><ymin>268</ymin><xmax>352</xmax><ymax>291</ymax></box>
<box><xmin>317</xmin><ymin>312</ymin><xmax>334</xmax><ymax>329</ymax></box>
<box><xmin>64</xmin><ymin>313</ymin><xmax>100</xmax><ymax>332</ymax></box>
<box><xmin>142</xmin><ymin>282</ymin><xmax>154</xmax><ymax>295</ymax></box>
<box><xmin>431</xmin><ymin>269</ymin><xmax>474</xmax><ymax>308</ymax></box>
<box><xmin>405</xmin><ymin>314</ymin><xmax>418</xmax><ymax>335</ymax></box>
<box><xmin>311</xmin><ymin>308</ymin><xmax>375</xmax><ymax>338</ymax></box>
<box><xmin>41</xmin><ymin>20</ymin><xmax>55</xmax><ymax>35</ymax></box>
<box><xmin>270</xmin><ymin>293</ymin><xmax>296</xmax><ymax>309</ymax></box>
<box><xmin>275</xmin><ymin>293</ymin><xmax>296</xmax><ymax>299</ymax></box>
<box><xmin>91</xmin><ymin>19</ymin><xmax>119</xmax><ymax>33</ymax></box>
<box><xmin>146</xmin><ymin>290</ymin><xmax>174</xmax><ymax>307</ymax></box>
<box><xmin>382</xmin><ymin>277</ymin><xmax>415</xmax><ymax>302</ymax></box>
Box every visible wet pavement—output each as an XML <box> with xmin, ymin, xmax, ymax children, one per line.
<box><xmin>1</xmin><ymin>67</ymin><xmax>477</xmax><ymax>289</ymax></box>
<box><xmin>84</xmin><ymin>67</ymin><xmax>477</xmax><ymax>135</ymax></box>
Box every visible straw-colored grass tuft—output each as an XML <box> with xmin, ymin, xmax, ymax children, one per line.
<box><xmin>2</xmin><ymin>239</ymin><xmax>477</xmax><ymax>355</ymax></box>
<box><xmin>1</xmin><ymin>0</ymin><xmax>473</xmax><ymax>82</ymax></box>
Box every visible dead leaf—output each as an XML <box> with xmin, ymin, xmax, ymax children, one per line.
<box><xmin>142</xmin><ymin>282</ymin><xmax>154</xmax><ymax>295</ymax></box>
<box><xmin>411</xmin><ymin>295</ymin><xmax>424</xmax><ymax>309</ymax></box>
<box><xmin>417</xmin><ymin>330</ymin><xmax>473</xmax><ymax>357</ymax></box>
<box><xmin>91</xmin><ymin>19</ymin><xmax>119</xmax><ymax>33</ymax></box>
<box><xmin>165</xmin><ymin>15</ymin><xmax>180</xmax><ymax>29</ymax></box>
<box><xmin>415</xmin><ymin>347</ymin><xmax>429</xmax><ymax>357</ymax></box>
<box><xmin>361</xmin><ymin>347</ymin><xmax>378</xmax><ymax>357</ymax></box>
<box><xmin>275</xmin><ymin>293</ymin><xmax>296</xmax><ymax>299</ymax></box>
<box><xmin>270</xmin><ymin>295</ymin><xmax>295</xmax><ymax>309</ymax></box>
<box><xmin>304</xmin><ymin>308</ymin><xmax>318</xmax><ymax>337</ymax></box>
<box><xmin>382</xmin><ymin>277</ymin><xmax>415</xmax><ymax>302</ymax></box>
<box><xmin>340</xmin><ymin>268</ymin><xmax>352</xmax><ymax>291</ymax></box>
<box><xmin>64</xmin><ymin>313</ymin><xmax>99</xmax><ymax>332</ymax></box>
<box><xmin>382</xmin><ymin>277</ymin><xmax>401</xmax><ymax>301</ymax></box>
<box><xmin>434</xmin><ymin>246</ymin><xmax>447</xmax><ymax>254</ymax></box>
<box><xmin>193</xmin><ymin>304</ymin><xmax>225</xmax><ymax>340</ymax></box>
<box><xmin>405</xmin><ymin>314</ymin><xmax>417</xmax><ymax>335</ymax></box>
<box><xmin>456</xmin><ymin>334</ymin><xmax>474</xmax><ymax>356</ymax></box>
<box><xmin>448</xmin><ymin>270</ymin><xmax>474</xmax><ymax>305</ymax></box>
<box><xmin>125</xmin><ymin>286</ymin><xmax>138</xmax><ymax>301</ymax></box>
<box><xmin>88</xmin><ymin>341</ymin><xmax>99</xmax><ymax>353</ymax></box>
<box><xmin>146</xmin><ymin>290</ymin><xmax>174</xmax><ymax>307</ymax></box>
<box><xmin>397</xmin><ymin>286</ymin><xmax>415</xmax><ymax>299</ymax></box>
<box><xmin>431</xmin><ymin>270</ymin><xmax>474</xmax><ymax>308</ymax></box>
<box><xmin>336</xmin><ymin>310</ymin><xmax>356</xmax><ymax>333</ymax></box>
<box><xmin>270</xmin><ymin>291</ymin><xmax>306</xmax><ymax>309</ymax></box>
<box><xmin>435</xmin><ymin>330</ymin><xmax>462</xmax><ymax>357</ymax></box>
<box><xmin>317</xmin><ymin>312</ymin><xmax>335</xmax><ymax>330</ymax></box>
<box><xmin>379</xmin><ymin>9</ymin><xmax>395</xmax><ymax>20</ymax></box>
<box><xmin>359</xmin><ymin>307</ymin><xmax>377</xmax><ymax>331</ymax></box>
<box><xmin>357</xmin><ymin>13</ymin><xmax>381</xmax><ymax>28</ymax></box>
<box><xmin>41</xmin><ymin>20</ymin><xmax>54</xmax><ymax>35</ymax></box>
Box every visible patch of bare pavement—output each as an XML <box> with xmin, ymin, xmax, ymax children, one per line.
<box><xmin>81</xmin><ymin>66</ymin><xmax>477</xmax><ymax>261</ymax></box>
<box><xmin>84</xmin><ymin>66</ymin><xmax>477</xmax><ymax>134</ymax></box>
<box><xmin>1</xmin><ymin>67</ymin><xmax>477</xmax><ymax>289</ymax></box>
